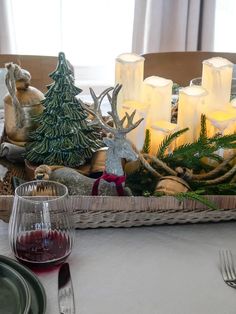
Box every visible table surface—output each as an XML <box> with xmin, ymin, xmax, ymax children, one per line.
<box><xmin>1</xmin><ymin>220</ymin><xmax>236</xmax><ymax>314</ymax></box>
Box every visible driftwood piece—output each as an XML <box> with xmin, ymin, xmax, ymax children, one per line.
<box><xmin>0</xmin><ymin>142</ymin><xmax>25</xmax><ymax>163</ymax></box>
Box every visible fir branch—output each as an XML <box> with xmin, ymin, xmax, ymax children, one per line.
<box><xmin>200</xmin><ymin>183</ymin><xmax>236</xmax><ymax>195</ymax></box>
<box><xmin>162</xmin><ymin>141</ymin><xmax>207</xmax><ymax>170</ymax></box>
<box><xmin>157</xmin><ymin>127</ymin><xmax>189</xmax><ymax>159</ymax></box>
<box><xmin>208</xmin><ymin>133</ymin><xmax>236</xmax><ymax>150</ymax></box>
<box><xmin>175</xmin><ymin>192</ymin><xmax>219</xmax><ymax>210</ymax></box>
<box><xmin>153</xmin><ymin>191</ymin><xmax>166</xmax><ymax>197</ymax></box>
<box><xmin>162</xmin><ymin>128</ymin><xmax>236</xmax><ymax>171</ymax></box>
<box><xmin>142</xmin><ymin>129</ymin><xmax>151</xmax><ymax>154</ymax></box>
<box><xmin>199</xmin><ymin>114</ymin><xmax>207</xmax><ymax>142</ymax></box>
<box><xmin>143</xmin><ymin>191</ymin><xmax>152</xmax><ymax>197</ymax></box>
<box><xmin>130</xmin><ymin>105</ymin><xmax>236</xmax><ymax>197</ymax></box>
<box><xmin>125</xmin><ymin>168</ymin><xmax>158</xmax><ymax>196</ymax></box>
<box><xmin>167</xmin><ymin>141</ymin><xmax>202</xmax><ymax>158</ymax></box>
<box><xmin>206</xmin><ymin>153</ymin><xmax>224</xmax><ymax>163</ymax></box>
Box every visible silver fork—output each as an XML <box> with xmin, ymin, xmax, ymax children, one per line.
<box><xmin>219</xmin><ymin>249</ymin><xmax>236</xmax><ymax>288</ymax></box>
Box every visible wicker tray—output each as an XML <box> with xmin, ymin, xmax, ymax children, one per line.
<box><xmin>1</xmin><ymin>117</ymin><xmax>236</xmax><ymax>228</ymax></box>
<box><xmin>1</xmin><ymin>195</ymin><xmax>236</xmax><ymax>228</ymax></box>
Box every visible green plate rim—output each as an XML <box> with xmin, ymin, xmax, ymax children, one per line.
<box><xmin>0</xmin><ymin>255</ymin><xmax>47</xmax><ymax>314</ymax></box>
<box><xmin>0</xmin><ymin>261</ymin><xmax>31</xmax><ymax>314</ymax></box>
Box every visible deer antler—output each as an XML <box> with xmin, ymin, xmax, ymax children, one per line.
<box><xmin>80</xmin><ymin>84</ymin><xmax>144</xmax><ymax>137</ymax></box>
<box><xmin>123</xmin><ymin>110</ymin><xmax>144</xmax><ymax>134</ymax></box>
<box><xmin>107</xmin><ymin>84</ymin><xmax>123</xmax><ymax>129</ymax></box>
<box><xmin>79</xmin><ymin>86</ymin><xmax>114</xmax><ymax>132</ymax></box>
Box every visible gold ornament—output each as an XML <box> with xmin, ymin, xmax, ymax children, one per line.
<box><xmin>155</xmin><ymin>176</ymin><xmax>190</xmax><ymax>195</ymax></box>
<box><xmin>124</xmin><ymin>160</ymin><xmax>141</xmax><ymax>175</ymax></box>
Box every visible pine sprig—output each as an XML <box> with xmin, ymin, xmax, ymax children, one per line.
<box><xmin>197</xmin><ymin>183</ymin><xmax>236</xmax><ymax>195</ymax></box>
<box><xmin>142</xmin><ymin>129</ymin><xmax>151</xmax><ymax>154</ymax></box>
<box><xmin>127</xmin><ymin>106</ymin><xmax>236</xmax><ymax>203</ymax></box>
<box><xmin>199</xmin><ymin>114</ymin><xmax>207</xmax><ymax>142</ymax></box>
<box><xmin>162</xmin><ymin>141</ymin><xmax>207</xmax><ymax>170</ymax></box>
<box><xmin>208</xmin><ymin>133</ymin><xmax>236</xmax><ymax>150</ymax></box>
<box><xmin>156</xmin><ymin>127</ymin><xmax>189</xmax><ymax>159</ymax></box>
<box><xmin>175</xmin><ymin>192</ymin><xmax>219</xmax><ymax>210</ymax></box>
<box><xmin>205</xmin><ymin>153</ymin><xmax>223</xmax><ymax>163</ymax></box>
<box><xmin>161</xmin><ymin>115</ymin><xmax>236</xmax><ymax>171</ymax></box>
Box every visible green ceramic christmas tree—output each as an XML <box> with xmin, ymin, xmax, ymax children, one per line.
<box><xmin>25</xmin><ymin>52</ymin><xmax>104</xmax><ymax>167</ymax></box>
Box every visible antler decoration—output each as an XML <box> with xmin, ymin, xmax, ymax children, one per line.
<box><xmin>83</xmin><ymin>86</ymin><xmax>113</xmax><ymax>128</ymax></box>
<box><xmin>106</xmin><ymin>84</ymin><xmax>124</xmax><ymax>129</ymax></box>
<box><xmin>80</xmin><ymin>84</ymin><xmax>144</xmax><ymax>137</ymax></box>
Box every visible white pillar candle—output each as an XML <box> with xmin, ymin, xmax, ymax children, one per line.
<box><xmin>202</xmin><ymin>57</ymin><xmax>233</xmax><ymax>113</ymax></box>
<box><xmin>222</xmin><ymin>100</ymin><xmax>236</xmax><ymax>160</ymax></box>
<box><xmin>142</xmin><ymin>76</ymin><xmax>173</xmax><ymax>128</ymax></box>
<box><xmin>206</xmin><ymin>110</ymin><xmax>236</xmax><ymax>158</ymax></box>
<box><xmin>206</xmin><ymin>110</ymin><xmax>236</xmax><ymax>134</ymax></box>
<box><xmin>122</xmin><ymin>100</ymin><xmax>149</xmax><ymax>151</ymax></box>
<box><xmin>229</xmin><ymin>99</ymin><xmax>236</xmax><ymax>134</ymax></box>
<box><xmin>115</xmin><ymin>53</ymin><xmax>145</xmax><ymax>115</ymax></box>
<box><xmin>150</xmin><ymin>120</ymin><xmax>179</xmax><ymax>156</ymax></box>
<box><xmin>178</xmin><ymin>86</ymin><xmax>207</xmax><ymax>145</ymax></box>
<box><xmin>218</xmin><ymin>99</ymin><xmax>236</xmax><ymax>134</ymax></box>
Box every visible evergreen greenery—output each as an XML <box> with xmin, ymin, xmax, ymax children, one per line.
<box><xmin>192</xmin><ymin>183</ymin><xmax>236</xmax><ymax>195</ymax></box>
<box><xmin>142</xmin><ymin>129</ymin><xmax>151</xmax><ymax>153</ymax></box>
<box><xmin>161</xmin><ymin>115</ymin><xmax>236</xmax><ymax>172</ymax></box>
<box><xmin>125</xmin><ymin>168</ymin><xmax>158</xmax><ymax>196</ymax></box>
<box><xmin>199</xmin><ymin>113</ymin><xmax>208</xmax><ymax>142</ymax></box>
<box><xmin>156</xmin><ymin>127</ymin><xmax>189</xmax><ymax>159</ymax></box>
<box><xmin>25</xmin><ymin>52</ymin><xmax>104</xmax><ymax>167</ymax></box>
<box><xmin>175</xmin><ymin>191</ymin><xmax>219</xmax><ymax>210</ymax></box>
<box><xmin>126</xmin><ymin>114</ymin><xmax>236</xmax><ymax>201</ymax></box>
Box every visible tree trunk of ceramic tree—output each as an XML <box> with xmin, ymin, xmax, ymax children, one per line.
<box><xmin>25</xmin><ymin>52</ymin><xmax>104</xmax><ymax>167</ymax></box>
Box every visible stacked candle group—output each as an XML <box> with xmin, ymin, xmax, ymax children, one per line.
<box><xmin>115</xmin><ymin>53</ymin><xmax>236</xmax><ymax>154</ymax></box>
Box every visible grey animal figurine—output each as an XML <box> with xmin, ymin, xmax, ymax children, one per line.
<box><xmin>80</xmin><ymin>84</ymin><xmax>144</xmax><ymax>177</ymax></box>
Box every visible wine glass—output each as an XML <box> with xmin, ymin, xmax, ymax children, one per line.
<box><xmin>189</xmin><ymin>77</ymin><xmax>202</xmax><ymax>86</ymax></box>
<box><xmin>9</xmin><ymin>180</ymin><xmax>74</xmax><ymax>270</ymax></box>
<box><xmin>190</xmin><ymin>77</ymin><xmax>236</xmax><ymax>99</ymax></box>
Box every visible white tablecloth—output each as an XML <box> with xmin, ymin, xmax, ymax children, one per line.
<box><xmin>1</xmin><ymin>219</ymin><xmax>236</xmax><ymax>314</ymax></box>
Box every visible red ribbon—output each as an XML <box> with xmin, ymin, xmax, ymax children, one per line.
<box><xmin>92</xmin><ymin>172</ymin><xmax>126</xmax><ymax>196</ymax></box>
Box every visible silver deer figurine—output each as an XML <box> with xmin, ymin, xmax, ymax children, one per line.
<box><xmin>80</xmin><ymin>84</ymin><xmax>144</xmax><ymax>177</ymax></box>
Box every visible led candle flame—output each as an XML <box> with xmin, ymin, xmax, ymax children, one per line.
<box><xmin>115</xmin><ymin>53</ymin><xmax>145</xmax><ymax>115</ymax></box>
<box><xmin>206</xmin><ymin>110</ymin><xmax>236</xmax><ymax>134</ymax></box>
<box><xmin>202</xmin><ymin>57</ymin><xmax>233</xmax><ymax>113</ymax></box>
<box><xmin>206</xmin><ymin>110</ymin><xmax>236</xmax><ymax>158</ymax></box>
<box><xmin>150</xmin><ymin>120</ymin><xmax>179</xmax><ymax>156</ymax></box>
<box><xmin>178</xmin><ymin>85</ymin><xmax>207</xmax><ymax>145</ymax></box>
<box><xmin>142</xmin><ymin>76</ymin><xmax>173</xmax><ymax>128</ymax></box>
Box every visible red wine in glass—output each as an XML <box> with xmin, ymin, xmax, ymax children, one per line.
<box><xmin>9</xmin><ymin>181</ymin><xmax>74</xmax><ymax>271</ymax></box>
<box><xmin>15</xmin><ymin>229</ymin><xmax>72</xmax><ymax>269</ymax></box>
